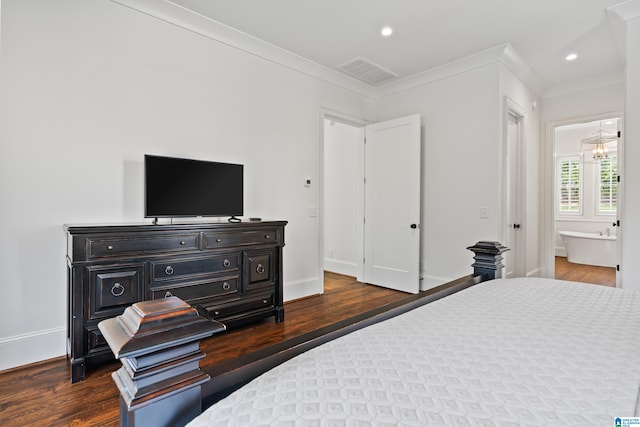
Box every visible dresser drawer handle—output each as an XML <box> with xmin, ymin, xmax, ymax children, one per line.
<box><xmin>223</xmin><ymin>259</ymin><xmax>231</xmax><ymax>268</ymax></box>
<box><xmin>214</xmin><ymin>311</ymin><xmax>220</xmax><ymax>316</ymax></box>
<box><xmin>165</xmin><ymin>265</ymin><xmax>174</xmax><ymax>275</ymax></box>
<box><xmin>262</xmin><ymin>299</ymin><xmax>268</xmax><ymax>304</ymax></box>
<box><xmin>264</xmin><ymin>235</ymin><xmax>270</xmax><ymax>239</ymax></box>
<box><xmin>106</xmin><ymin>245</ymin><xmax>114</xmax><ymax>251</ymax></box>
<box><xmin>164</xmin><ymin>291</ymin><xmax>173</xmax><ymax>298</ymax></box>
<box><xmin>222</xmin><ymin>282</ymin><xmax>231</xmax><ymax>290</ymax></box>
<box><xmin>256</xmin><ymin>264</ymin><xmax>265</xmax><ymax>274</ymax></box>
<box><xmin>216</xmin><ymin>238</ymin><xmax>222</xmax><ymax>243</ymax></box>
<box><xmin>110</xmin><ymin>283</ymin><xmax>125</xmax><ymax>297</ymax></box>
<box><xmin>179</xmin><ymin>240</ymin><xmax>186</xmax><ymax>245</ymax></box>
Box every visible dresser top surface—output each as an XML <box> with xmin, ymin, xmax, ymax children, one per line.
<box><xmin>64</xmin><ymin>220</ymin><xmax>288</xmax><ymax>235</ymax></box>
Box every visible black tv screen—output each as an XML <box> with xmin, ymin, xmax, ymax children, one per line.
<box><xmin>144</xmin><ymin>154</ymin><xmax>243</xmax><ymax>218</ymax></box>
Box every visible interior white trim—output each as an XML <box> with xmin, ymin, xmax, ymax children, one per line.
<box><xmin>0</xmin><ymin>327</ymin><xmax>66</xmax><ymax>371</ymax></box>
<box><xmin>283</xmin><ymin>277</ymin><xmax>320</xmax><ymax>302</ymax></box>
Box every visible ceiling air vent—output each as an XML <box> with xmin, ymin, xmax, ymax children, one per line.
<box><xmin>337</xmin><ymin>57</ymin><xmax>397</xmax><ymax>85</ymax></box>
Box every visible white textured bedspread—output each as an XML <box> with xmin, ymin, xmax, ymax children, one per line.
<box><xmin>188</xmin><ymin>278</ymin><xmax>640</xmax><ymax>426</ymax></box>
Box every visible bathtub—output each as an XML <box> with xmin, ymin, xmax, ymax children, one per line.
<box><xmin>559</xmin><ymin>231</ymin><xmax>616</xmax><ymax>268</ymax></box>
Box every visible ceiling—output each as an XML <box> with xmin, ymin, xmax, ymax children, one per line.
<box><xmin>169</xmin><ymin>0</ymin><xmax>625</xmax><ymax>91</ymax></box>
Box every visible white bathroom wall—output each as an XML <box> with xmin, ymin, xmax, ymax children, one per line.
<box><xmin>0</xmin><ymin>0</ymin><xmax>374</xmax><ymax>370</ymax></box>
<box><xmin>323</xmin><ymin>119</ymin><xmax>361</xmax><ymax>277</ymax></box>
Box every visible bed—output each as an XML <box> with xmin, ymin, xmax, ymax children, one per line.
<box><xmin>99</xmin><ymin>242</ymin><xmax>640</xmax><ymax>426</ymax></box>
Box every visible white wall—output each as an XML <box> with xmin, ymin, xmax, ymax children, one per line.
<box><xmin>0</xmin><ymin>0</ymin><xmax>374</xmax><ymax>370</ymax></box>
<box><xmin>374</xmin><ymin>64</ymin><xmax>502</xmax><ymax>288</ymax></box>
<box><xmin>323</xmin><ymin>119</ymin><xmax>361</xmax><ymax>277</ymax></box>
<box><xmin>621</xmin><ymin>15</ymin><xmax>640</xmax><ymax>290</ymax></box>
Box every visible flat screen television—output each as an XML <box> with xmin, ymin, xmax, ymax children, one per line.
<box><xmin>144</xmin><ymin>154</ymin><xmax>243</xmax><ymax>219</ymax></box>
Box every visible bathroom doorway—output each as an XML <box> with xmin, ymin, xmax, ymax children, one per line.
<box><xmin>552</xmin><ymin>116</ymin><xmax>621</xmax><ymax>287</ymax></box>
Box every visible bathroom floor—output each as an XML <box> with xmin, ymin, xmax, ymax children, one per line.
<box><xmin>555</xmin><ymin>256</ymin><xmax>616</xmax><ymax>288</ymax></box>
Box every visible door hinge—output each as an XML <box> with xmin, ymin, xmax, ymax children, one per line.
<box><xmin>618</xmin><ymin>131</ymin><xmax>621</xmax><ymax>138</ymax></box>
<box><xmin>617</xmin><ymin>264</ymin><xmax>620</xmax><ymax>272</ymax></box>
<box><xmin>617</xmin><ymin>175</ymin><xmax>621</xmax><ymax>183</ymax></box>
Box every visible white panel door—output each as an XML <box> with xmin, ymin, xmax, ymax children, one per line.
<box><xmin>364</xmin><ymin>114</ymin><xmax>421</xmax><ymax>293</ymax></box>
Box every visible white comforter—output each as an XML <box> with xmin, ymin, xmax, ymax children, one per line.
<box><xmin>188</xmin><ymin>277</ymin><xmax>640</xmax><ymax>426</ymax></box>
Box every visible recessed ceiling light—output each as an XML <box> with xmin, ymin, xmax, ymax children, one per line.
<box><xmin>565</xmin><ymin>53</ymin><xmax>578</xmax><ymax>61</ymax></box>
<box><xmin>381</xmin><ymin>26</ymin><xmax>393</xmax><ymax>37</ymax></box>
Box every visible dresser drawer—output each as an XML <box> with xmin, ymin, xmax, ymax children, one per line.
<box><xmin>150</xmin><ymin>276</ymin><xmax>240</xmax><ymax>304</ymax></box>
<box><xmin>151</xmin><ymin>254</ymin><xmax>239</xmax><ymax>282</ymax></box>
<box><xmin>88</xmin><ymin>233</ymin><xmax>199</xmax><ymax>259</ymax></box>
<box><xmin>204</xmin><ymin>229</ymin><xmax>278</xmax><ymax>249</ymax></box>
<box><xmin>86</xmin><ymin>326</ymin><xmax>109</xmax><ymax>355</ymax></box>
<box><xmin>244</xmin><ymin>250</ymin><xmax>275</xmax><ymax>291</ymax></box>
<box><xmin>88</xmin><ymin>263</ymin><xmax>145</xmax><ymax>320</ymax></box>
<box><xmin>204</xmin><ymin>292</ymin><xmax>274</xmax><ymax>319</ymax></box>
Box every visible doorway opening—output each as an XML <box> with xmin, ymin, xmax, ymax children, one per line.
<box><xmin>551</xmin><ymin>116</ymin><xmax>621</xmax><ymax>287</ymax></box>
<box><xmin>320</xmin><ymin>111</ymin><xmax>422</xmax><ymax>295</ymax></box>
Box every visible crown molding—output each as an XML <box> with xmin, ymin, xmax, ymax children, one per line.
<box><xmin>542</xmin><ymin>70</ymin><xmax>624</xmax><ymax>99</ymax></box>
<box><xmin>109</xmin><ymin>0</ymin><xmax>377</xmax><ymax>98</ymax></box>
<box><xmin>110</xmin><ymin>1</ymin><xmax>547</xmax><ymax>99</ymax></box>
<box><xmin>376</xmin><ymin>43</ymin><xmax>546</xmax><ymax>98</ymax></box>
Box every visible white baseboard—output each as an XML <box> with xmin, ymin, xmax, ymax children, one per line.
<box><xmin>323</xmin><ymin>258</ymin><xmax>358</xmax><ymax>277</ymax></box>
<box><xmin>283</xmin><ymin>277</ymin><xmax>321</xmax><ymax>302</ymax></box>
<box><xmin>526</xmin><ymin>267</ymin><xmax>543</xmax><ymax>277</ymax></box>
<box><xmin>0</xmin><ymin>327</ymin><xmax>66</xmax><ymax>371</ymax></box>
<box><xmin>555</xmin><ymin>246</ymin><xmax>567</xmax><ymax>257</ymax></box>
<box><xmin>420</xmin><ymin>274</ymin><xmax>452</xmax><ymax>291</ymax></box>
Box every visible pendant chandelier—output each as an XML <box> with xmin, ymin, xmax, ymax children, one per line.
<box><xmin>580</xmin><ymin>125</ymin><xmax>617</xmax><ymax>164</ymax></box>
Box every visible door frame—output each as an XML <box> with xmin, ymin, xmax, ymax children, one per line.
<box><xmin>502</xmin><ymin>97</ymin><xmax>526</xmax><ymax>277</ymax></box>
<box><xmin>318</xmin><ymin>108</ymin><xmax>369</xmax><ymax>293</ymax></box>
<box><xmin>542</xmin><ymin>111</ymin><xmax>623</xmax><ymax>281</ymax></box>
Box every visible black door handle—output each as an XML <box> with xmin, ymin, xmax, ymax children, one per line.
<box><xmin>410</xmin><ymin>224</ymin><xmax>417</xmax><ymax>229</ymax></box>
<box><xmin>513</xmin><ymin>224</ymin><xmax>521</xmax><ymax>229</ymax></box>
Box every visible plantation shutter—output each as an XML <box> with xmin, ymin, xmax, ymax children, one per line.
<box><xmin>599</xmin><ymin>155</ymin><xmax>617</xmax><ymax>213</ymax></box>
<box><xmin>559</xmin><ymin>158</ymin><xmax>581</xmax><ymax>213</ymax></box>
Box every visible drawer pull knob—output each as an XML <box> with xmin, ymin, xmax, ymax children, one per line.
<box><xmin>223</xmin><ymin>259</ymin><xmax>231</xmax><ymax>268</ymax></box>
<box><xmin>106</xmin><ymin>245</ymin><xmax>114</xmax><ymax>251</ymax></box>
<box><xmin>165</xmin><ymin>265</ymin><xmax>174</xmax><ymax>275</ymax></box>
<box><xmin>265</xmin><ymin>235</ymin><xmax>270</xmax><ymax>239</ymax></box>
<box><xmin>110</xmin><ymin>283</ymin><xmax>125</xmax><ymax>297</ymax></box>
<box><xmin>262</xmin><ymin>299</ymin><xmax>268</xmax><ymax>304</ymax></box>
<box><xmin>222</xmin><ymin>282</ymin><xmax>231</xmax><ymax>290</ymax></box>
<box><xmin>164</xmin><ymin>291</ymin><xmax>173</xmax><ymax>298</ymax></box>
<box><xmin>179</xmin><ymin>240</ymin><xmax>186</xmax><ymax>245</ymax></box>
<box><xmin>216</xmin><ymin>238</ymin><xmax>222</xmax><ymax>243</ymax></box>
<box><xmin>256</xmin><ymin>264</ymin><xmax>265</xmax><ymax>274</ymax></box>
<box><xmin>214</xmin><ymin>311</ymin><xmax>220</xmax><ymax>316</ymax></box>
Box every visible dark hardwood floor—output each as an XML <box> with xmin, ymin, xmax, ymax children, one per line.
<box><xmin>0</xmin><ymin>272</ymin><xmax>415</xmax><ymax>427</ymax></box>
<box><xmin>555</xmin><ymin>256</ymin><xmax>616</xmax><ymax>287</ymax></box>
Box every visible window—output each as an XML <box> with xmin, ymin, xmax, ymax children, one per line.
<box><xmin>558</xmin><ymin>157</ymin><xmax>581</xmax><ymax>214</ymax></box>
<box><xmin>598</xmin><ymin>155</ymin><xmax>617</xmax><ymax>214</ymax></box>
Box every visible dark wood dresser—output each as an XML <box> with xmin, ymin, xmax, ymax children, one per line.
<box><xmin>64</xmin><ymin>220</ymin><xmax>286</xmax><ymax>383</ymax></box>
